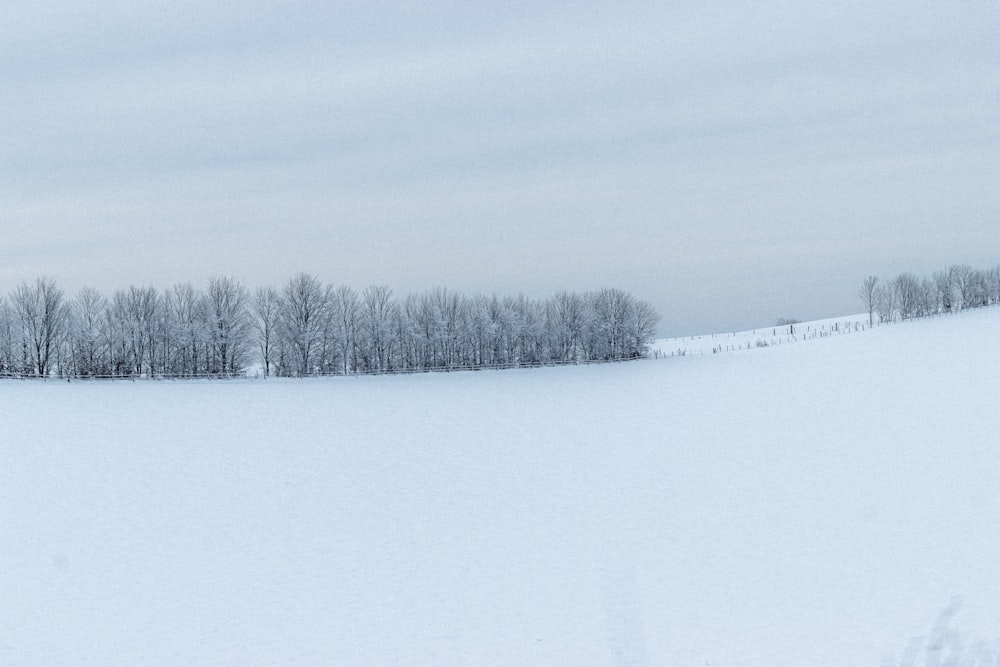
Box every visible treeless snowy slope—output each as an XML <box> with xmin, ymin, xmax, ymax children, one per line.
<box><xmin>650</xmin><ymin>313</ymin><xmax>874</xmax><ymax>357</ymax></box>
<box><xmin>3</xmin><ymin>308</ymin><xmax>1000</xmax><ymax>666</ymax></box>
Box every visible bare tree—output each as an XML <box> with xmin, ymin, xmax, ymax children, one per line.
<box><xmin>463</xmin><ymin>294</ymin><xmax>493</xmax><ymax>368</ymax></box>
<box><xmin>628</xmin><ymin>298</ymin><xmax>660</xmax><ymax>357</ymax></box>
<box><xmin>918</xmin><ymin>278</ymin><xmax>937</xmax><ymax>318</ymax></box>
<box><xmin>858</xmin><ymin>276</ymin><xmax>879</xmax><ymax>327</ymax></box>
<box><xmin>892</xmin><ymin>273</ymin><xmax>921</xmax><ymax>320</ymax></box>
<box><xmin>949</xmin><ymin>264</ymin><xmax>975</xmax><ymax>311</ymax></box>
<box><xmin>0</xmin><ymin>297</ymin><xmax>16</xmax><ymax>375</ymax></box>
<box><xmin>251</xmin><ymin>286</ymin><xmax>281</xmax><ymax>377</ymax></box>
<box><xmin>968</xmin><ymin>268</ymin><xmax>987</xmax><ymax>308</ymax></box>
<box><xmin>315</xmin><ymin>283</ymin><xmax>342</xmax><ymax>375</ymax></box>
<box><xmin>933</xmin><ymin>270</ymin><xmax>955</xmax><ymax>313</ymax></box>
<box><xmin>12</xmin><ymin>277</ymin><xmax>69</xmax><ymax>377</ymax></box>
<box><xmin>3</xmin><ymin>273</ymin><xmax>661</xmax><ymax>378</ymax></box>
<box><xmin>360</xmin><ymin>284</ymin><xmax>397</xmax><ymax>372</ymax></box>
<box><xmin>164</xmin><ymin>283</ymin><xmax>208</xmax><ymax>376</ymax></box>
<box><xmin>590</xmin><ymin>288</ymin><xmax>635</xmax><ymax>360</ymax></box>
<box><xmin>334</xmin><ymin>285</ymin><xmax>360</xmax><ymax>374</ymax></box>
<box><xmin>512</xmin><ymin>294</ymin><xmax>545</xmax><ymax>364</ymax></box>
<box><xmin>875</xmin><ymin>283</ymin><xmax>896</xmax><ymax>323</ymax></box>
<box><xmin>111</xmin><ymin>285</ymin><xmax>161</xmax><ymax>376</ymax></box>
<box><xmin>548</xmin><ymin>291</ymin><xmax>591</xmax><ymax>362</ymax></box>
<box><xmin>279</xmin><ymin>273</ymin><xmax>331</xmax><ymax>376</ymax></box>
<box><xmin>71</xmin><ymin>287</ymin><xmax>109</xmax><ymax>377</ymax></box>
<box><xmin>987</xmin><ymin>266</ymin><xmax>1000</xmax><ymax>306</ymax></box>
<box><xmin>206</xmin><ymin>276</ymin><xmax>251</xmax><ymax>375</ymax></box>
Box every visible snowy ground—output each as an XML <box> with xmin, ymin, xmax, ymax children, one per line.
<box><xmin>3</xmin><ymin>308</ymin><xmax>1000</xmax><ymax>666</ymax></box>
<box><xmin>650</xmin><ymin>313</ymin><xmax>875</xmax><ymax>357</ymax></box>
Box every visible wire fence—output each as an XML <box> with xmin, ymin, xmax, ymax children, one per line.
<box><xmin>0</xmin><ymin>370</ymin><xmax>249</xmax><ymax>381</ymax></box>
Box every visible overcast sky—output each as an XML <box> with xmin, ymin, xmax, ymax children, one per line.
<box><xmin>2</xmin><ymin>1</ymin><xmax>998</xmax><ymax>335</ymax></box>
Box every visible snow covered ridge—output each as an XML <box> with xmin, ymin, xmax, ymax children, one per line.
<box><xmin>652</xmin><ymin>300</ymin><xmax>1000</xmax><ymax>357</ymax></box>
<box><xmin>651</xmin><ymin>313</ymin><xmax>873</xmax><ymax>357</ymax></box>
<box><xmin>4</xmin><ymin>306</ymin><xmax>1000</xmax><ymax>666</ymax></box>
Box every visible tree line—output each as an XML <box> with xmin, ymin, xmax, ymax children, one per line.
<box><xmin>0</xmin><ymin>275</ymin><xmax>660</xmax><ymax>379</ymax></box>
<box><xmin>858</xmin><ymin>264</ymin><xmax>1000</xmax><ymax>326</ymax></box>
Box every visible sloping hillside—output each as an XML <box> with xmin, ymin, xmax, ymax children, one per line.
<box><xmin>2</xmin><ymin>308</ymin><xmax>999</xmax><ymax>666</ymax></box>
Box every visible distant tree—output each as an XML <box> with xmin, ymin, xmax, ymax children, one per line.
<box><xmin>279</xmin><ymin>273</ymin><xmax>330</xmax><ymax>376</ymax></box>
<box><xmin>314</xmin><ymin>283</ymin><xmax>341</xmax><ymax>375</ymax></box>
<box><xmin>987</xmin><ymin>266</ymin><xmax>1000</xmax><ymax>306</ymax></box>
<box><xmin>590</xmin><ymin>288</ymin><xmax>635</xmax><ymax>360</ymax></box>
<box><xmin>628</xmin><ymin>298</ymin><xmax>660</xmax><ymax>357</ymax></box>
<box><xmin>463</xmin><ymin>294</ymin><xmax>493</xmax><ymax>368</ymax></box>
<box><xmin>360</xmin><ymin>284</ymin><xmax>397</xmax><ymax>372</ymax></box>
<box><xmin>206</xmin><ymin>276</ymin><xmax>251</xmax><ymax>375</ymax></box>
<box><xmin>251</xmin><ymin>286</ymin><xmax>281</xmax><ymax>377</ymax></box>
<box><xmin>333</xmin><ymin>285</ymin><xmax>360</xmax><ymax>374</ymax></box>
<box><xmin>968</xmin><ymin>268</ymin><xmax>988</xmax><ymax>308</ymax></box>
<box><xmin>2</xmin><ymin>275</ymin><xmax>659</xmax><ymax>378</ymax></box>
<box><xmin>397</xmin><ymin>292</ymin><xmax>425</xmax><ymax>369</ymax></box>
<box><xmin>548</xmin><ymin>291</ymin><xmax>590</xmax><ymax>362</ymax></box>
<box><xmin>511</xmin><ymin>293</ymin><xmax>545</xmax><ymax>364</ymax></box>
<box><xmin>917</xmin><ymin>278</ymin><xmax>935</xmax><ymax>317</ymax></box>
<box><xmin>71</xmin><ymin>287</ymin><xmax>109</xmax><ymax>377</ymax></box>
<box><xmin>431</xmin><ymin>287</ymin><xmax>463</xmax><ymax>368</ymax></box>
<box><xmin>111</xmin><ymin>285</ymin><xmax>161</xmax><ymax>376</ymax></box>
<box><xmin>165</xmin><ymin>283</ymin><xmax>208</xmax><ymax>376</ymax></box>
<box><xmin>933</xmin><ymin>270</ymin><xmax>955</xmax><ymax>313</ymax></box>
<box><xmin>875</xmin><ymin>283</ymin><xmax>896</xmax><ymax>323</ymax></box>
<box><xmin>0</xmin><ymin>297</ymin><xmax>15</xmax><ymax>375</ymax></box>
<box><xmin>892</xmin><ymin>273</ymin><xmax>921</xmax><ymax>320</ymax></box>
<box><xmin>949</xmin><ymin>264</ymin><xmax>976</xmax><ymax>311</ymax></box>
<box><xmin>11</xmin><ymin>277</ymin><xmax>69</xmax><ymax>377</ymax></box>
<box><xmin>858</xmin><ymin>276</ymin><xmax>879</xmax><ymax>327</ymax></box>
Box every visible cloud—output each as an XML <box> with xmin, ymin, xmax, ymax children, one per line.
<box><xmin>2</xmin><ymin>1</ymin><xmax>999</xmax><ymax>334</ymax></box>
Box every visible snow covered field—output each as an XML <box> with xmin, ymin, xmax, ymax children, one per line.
<box><xmin>3</xmin><ymin>308</ymin><xmax>1000</xmax><ymax>666</ymax></box>
<box><xmin>651</xmin><ymin>313</ymin><xmax>875</xmax><ymax>357</ymax></box>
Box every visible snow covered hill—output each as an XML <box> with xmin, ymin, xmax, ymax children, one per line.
<box><xmin>650</xmin><ymin>313</ymin><xmax>874</xmax><ymax>357</ymax></box>
<box><xmin>3</xmin><ymin>307</ymin><xmax>1000</xmax><ymax>666</ymax></box>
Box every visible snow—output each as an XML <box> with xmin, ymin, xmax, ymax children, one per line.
<box><xmin>3</xmin><ymin>308</ymin><xmax>1000</xmax><ymax>665</ymax></box>
<box><xmin>650</xmin><ymin>313</ymin><xmax>875</xmax><ymax>357</ymax></box>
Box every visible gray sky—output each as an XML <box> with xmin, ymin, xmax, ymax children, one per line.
<box><xmin>3</xmin><ymin>1</ymin><xmax>999</xmax><ymax>336</ymax></box>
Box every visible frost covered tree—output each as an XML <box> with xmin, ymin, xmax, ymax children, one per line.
<box><xmin>858</xmin><ymin>276</ymin><xmax>879</xmax><ymax>327</ymax></box>
<box><xmin>628</xmin><ymin>298</ymin><xmax>660</xmax><ymax>357</ymax></box>
<box><xmin>548</xmin><ymin>291</ymin><xmax>591</xmax><ymax>362</ymax></box>
<box><xmin>949</xmin><ymin>264</ymin><xmax>976</xmax><ymax>311</ymax></box>
<box><xmin>590</xmin><ymin>288</ymin><xmax>635</xmax><ymax>360</ymax></box>
<box><xmin>933</xmin><ymin>269</ymin><xmax>956</xmax><ymax>313</ymax></box>
<box><xmin>70</xmin><ymin>287</ymin><xmax>109</xmax><ymax>377</ymax></box>
<box><xmin>206</xmin><ymin>276</ymin><xmax>252</xmax><ymax>375</ymax></box>
<box><xmin>0</xmin><ymin>297</ymin><xmax>16</xmax><ymax>375</ymax></box>
<box><xmin>892</xmin><ymin>273</ymin><xmax>921</xmax><ymax>320</ymax></box>
<box><xmin>165</xmin><ymin>283</ymin><xmax>208</xmax><ymax>376</ymax></box>
<box><xmin>875</xmin><ymin>283</ymin><xmax>896</xmax><ymax>323</ymax></box>
<box><xmin>11</xmin><ymin>277</ymin><xmax>69</xmax><ymax>377</ymax></box>
<box><xmin>463</xmin><ymin>294</ymin><xmax>493</xmax><ymax>368</ymax></box>
<box><xmin>360</xmin><ymin>284</ymin><xmax>397</xmax><ymax>372</ymax></box>
<box><xmin>2</xmin><ymin>274</ymin><xmax>660</xmax><ymax>378</ymax></box>
<box><xmin>333</xmin><ymin>285</ymin><xmax>360</xmax><ymax>374</ymax></box>
<box><xmin>278</xmin><ymin>273</ymin><xmax>331</xmax><ymax>376</ymax></box>
<box><xmin>314</xmin><ymin>283</ymin><xmax>342</xmax><ymax>375</ymax></box>
<box><xmin>861</xmin><ymin>263</ymin><xmax>1000</xmax><ymax>326</ymax></box>
<box><xmin>251</xmin><ymin>286</ymin><xmax>281</xmax><ymax>377</ymax></box>
<box><xmin>111</xmin><ymin>285</ymin><xmax>161</xmax><ymax>376</ymax></box>
<box><xmin>987</xmin><ymin>266</ymin><xmax>1000</xmax><ymax>306</ymax></box>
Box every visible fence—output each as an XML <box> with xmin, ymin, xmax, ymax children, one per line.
<box><xmin>0</xmin><ymin>353</ymin><xmax>648</xmax><ymax>382</ymax></box>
